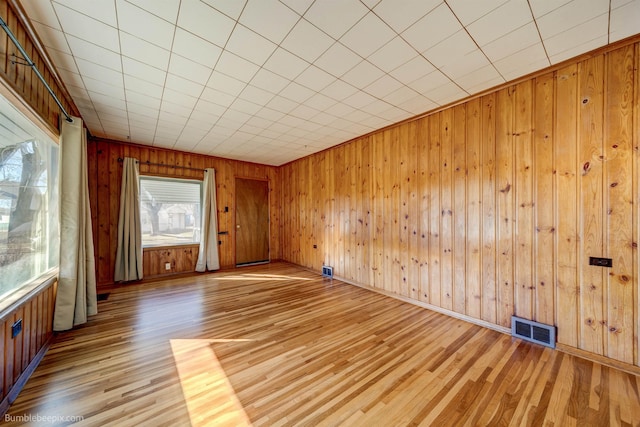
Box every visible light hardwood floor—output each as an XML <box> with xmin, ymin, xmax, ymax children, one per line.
<box><xmin>4</xmin><ymin>262</ymin><xmax>640</xmax><ymax>426</ymax></box>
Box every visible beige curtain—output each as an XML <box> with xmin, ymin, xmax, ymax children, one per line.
<box><xmin>196</xmin><ymin>168</ymin><xmax>220</xmax><ymax>271</ymax></box>
<box><xmin>54</xmin><ymin>117</ymin><xmax>97</xmax><ymax>331</ymax></box>
<box><xmin>114</xmin><ymin>157</ymin><xmax>143</xmax><ymax>281</ymax></box>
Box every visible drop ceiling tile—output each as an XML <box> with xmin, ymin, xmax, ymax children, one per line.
<box><xmin>442</xmin><ymin>50</ymin><xmax>491</xmax><ymax>80</ymax></box>
<box><xmin>266</xmin><ymin>95</ymin><xmax>298</xmax><ymax>113</ymax></box>
<box><xmin>93</xmin><ymin>103</ymin><xmax>127</xmax><ymax>118</ymax></box>
<box><xmin>249</xmin><ymin>69</ymin><xmax>290</xmax><ymax>94</ymax></box>
<box><xmin>342</xmin><ymin>60</ymin><xmax>385</xmax><ymax>88</ymax></box>
<box><xmin>536</xmin><ymin>0</ymin><xmax>609</xmax><ymax>40</ymax></box>
<box><xmin>172</xmin><ymin>28</ymin><xmax>222</xmax><ymax>68</ymax></box>
<box><xmin>610</xmin><ymin>0</ymin><xmax>640</xmax><ymax>42</ymax></box>
<box><xmin>402</xmin><ymin>4</ymin><xmax>461</xmax><ymax>53</ymax></box>
<box><xmin>373</xmin><ymin>0</ymin><xmax>440</xmax><ymax>32</ymax></box>
<box><xmin>177</xmin><ymin>0</ymin><xmax>235</xmax><ymax>47</ymax></box>
<box><xmin>119</xmin><ymin>32</ymin><xmax>171</xmax><ymax>70</ymax></box>
<box><xmin>239</xmin><ymin>85</ymin><xmax>275</xmax><ymax>106</ymax></box>
<box><xmin>126</xmin><ymin>0</ymin><xmax>180</xmax><ymax>23</ymax></box>
<box><xmin>424</xmin><ymin>30</ymin><xmax>478</xmax><ymax>69</ymax></box>
<box><xmin>281</xmin><ymin>19</ymin><xmax>334</xmax><ymax>63</ymax></box>
<box><xmin>75</xmin><ymin>58</ymin><xmax>124</xmax><ymax>87</ymax></box>
<box><xmin>200</xmin><ymin>87</ymin><xmax>236</xmax><ymax>107</ymax></box>
<box><xmin>21</xmin><ymin>1</ymin><xmax>61</xmax><ymax>28</ymax></box>
<box><xmin>263</xmin><ymin>48</ymin><xmax>309</xmax><ymax>80</ymax></box>
<box><xmin>340</xmin><ymin>12</ymin><xmax>395</xmax><ymax>58</ymax></box>
<box><xmin>314</xmin><ymin>43</ymin><xmax>362</xmax><ymax>78</ymax></box>
<box><xmin>82</xmin><ymin>75</ymin><xmax>125</xmax><ymax>98</ymax></box>
<box><xmin>492</xmin><ymin>43</ymin><xmax>549</xmax><ymax>81</ymax></box>
<box><xmin>309</xmin><ymin>111</ymin><xmax>336</xmax><ymax>125</ymax></box>
<box><xmin>305</xmin><ymin>93</ymin><xmax>336</xmax><ymax>110</ymax></box>
<box><xmin>547</xmin><ymin>34</ymin><xmax>608</xmax><ymax>65</ymax></box>
<box><xmin>165</xmin><ymin>74</ymin><xmax>204</xmax><ymax>98</ymax></box>
<box><xmin>126</xmin><ymin>91</ymin><xmax>162</xmax><ymax>110</ymax></box>
<box><xmin>342</xmin><ymin>108</ymin><xmax>371</xmax><ymax>123</ymax></box>
<box><xmin>361</xmin><ymin>0</ymin><xmax>382</xmax><ymax>8</ymax></box>
<box><xmin>481</xmin><ymin>22</ymin><xmax>541</xmax><ymax>62</ymax></box>
<box><xmin>389</xmin><ymin>55</ymin><xmax>436</xmax><ymax>83</ymax></box>
<box><xmin>323</xmin><ymin>79</ymin><xmax>359</xmax><ymax>101</ymax></box>
<box><xmin>408</xmin><ymin>69</ymin><xmax>451</xmax><ymax>94</ymax></box>
<box><xmin>466</xmin><ymin>0</ymin><xmax>533</xmax><ymax>46</ymax></box>
<box><xmin>543</xmin><ymin>14</ymin><xmax>608</xmax><ymax>59</ymax></box>
<box><xmin>31</xmin><ymin>22</ymin><xmax>71</xmax><ymax>54</ymax></box>
<box><xmin>305</xmin><ymin>0</ymin><xmax>368</xmax><ymax>39</ymax></box>
<box><xmin>117</xmin><ymin>0</ymin><xmax>175</xmax><ymax>49</ymax></box>
<box><xmin>325</xmin><ymin>102</ymin><xmax>355</xmax><ymax>118</ymax></box>
<box><xmin>215</xmin><ymin>51</ymin><xmax>260</xmax><ymax>83</ymax></box>
<box><xmin>365</xmin><ymin>74</ymin><xmax>404</xmax><ymax>98</ymax></box>
<box><xmin>295</xmin><ymin>65</ymin><xmax>336</xmax><ymax>91</ymax></box>
<box><xmin>255</xmin><ymin>107</ymin><xmax>286</xmax><ymax>122</ymax></box>
<box><xmin>246</xmin><ymin>115</ymin><xmax>272</xmax><ymax>128</ymax></box>
<box><xmin>368</xmin><ymin>36</ymin><xmax>418</xmax><ymax>73</ymax></box>
<box><xmin>206</xmin><ymin>71</ymin><xmax>247</xmax><ymax>97</ymax></box>
<box><xmin>200</xmin><ymin>0</ymin><xmax>246</xmax><ymax>19</ymax></box>
<box><xmin>343</xmin><ymin>90</ymin><xmax>377</xmax><ymax>109</ymax></box>
<box><xmin>446</xmin><ymin>0</ymin><xmax>509</xmax><ymax>25</ymax></box>
<box><xmin>240</xmin><ymin>0</ymin><xmax>300</xmax><ymax>43</ymax></box>
<box><xmin>162</xmin><ymin>88</ymin><xmax>199</xmax><ymax>110</ymax></box>
<box><xmin>128</xmin><ymin>116</ymin><xmax>158</xmax><ymax>131</ymax></box>
<box><xmin>377</xmin><ymin>105</ymin><xmax>412</xmax><ymax>122</ymax></box>
<box><xmin>397</xmin><ymin>94</ymin><xmax>438</xmax><ymax>114</ymax></box>
<box><xmin>124</xmin><ymin>74</ymin><xmax>164</xmax><ymax>99</ymax></box>
<box><xmin>230</xmin><ymin>98</ymin><xmax>262</xmax><ymax>115</ymax></box>
<box><xmin>55</xmin><ymin>0</ymin><xmax>118</xmax><ymax>27</ymax></box>
<box><xmin>122</xmin><ymin>57</ymin><xmax>167</xmax><ymax>86</ymax></box>
<box><xmin>47</xmin><ymin>49</ymin><xmax>79</xmax><ymax>74</ymax></box>
<box><xmin>382</xmin><ymin>85</ymin><xmax>421</xmax><ymax>105</ymax></box>
<box><xmin>192</xmin><ymin>99</ymin><xmax>226</xmax><ymax>120</ymax></box>
<box><xmin>279</xmin><ymin>0</ymin><xmax>314</xmax><ymax>15</ymax></box>
<box><xmin>225</xmin><ymin>25</ymin><xmax>278</xmax><ymax>66</ymax></box>
<box><xmin>455</xmin><ymin>64</ymin><xmax>504</xmax><ymax>93</ymax></box>
<box><xmin>53</xmin><ymin>3</ymin><xmax>120</xmax><ymax>52</ymax></box>
<box><xmin>168</xmin><ymin>54</ymin><xmax>212</xmax><ymax>85</ymax></box>
<box><xmin>126</xmin><ymin>102</ymin><xmax>160</xmax><ymax>119</ymax></box>
<box><xmin>159</xmin><ymin>101</ymin><xmax>193</xmax><ymax>119</ymax></box>
<box><xmin>279</xmin><ymin>82</ymin><xmax>315</xmax><ymax>103</ymax></box>
<box><xmin>528</xmin><ymin>0</ymin><xmax>573</xmax><ymax>18</ymax></box>
<box><xmin>426</xmin><ymin>81</ymin><xmax>467</xmax><ymax>105</ymax></box>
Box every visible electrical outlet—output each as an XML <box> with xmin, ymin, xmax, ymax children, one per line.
<box><xmin>165</xmin><ymin>262</ymin><xmax>171</xmax><ymax>270</ymax></box>
<box><xmin>12</xmin><ymin>319</ymin><xmax>22</xmax><ymax>338</ymax></box>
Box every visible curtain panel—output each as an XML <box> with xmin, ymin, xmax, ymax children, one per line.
<box><xmin>114</xmin><ymin>157</ymin><xmax>143</xmax><ymax>281</ymax></box>
<box><xmin>196</xmin><ymin>168</ymin><xmax>220</xmax><ymax>271</ymax></box>
<box><xmin>54</xmin><ymin>117</ymin><xmax>97</xmax><ymax>331</ymax></box>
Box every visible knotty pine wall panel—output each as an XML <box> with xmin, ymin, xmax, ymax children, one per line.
<box><xmin>279</xmin><ymin>39</ymin><xmax>640</xmax><ymax>368</ymax></box>
<box><xmin>1</xmin><ymin>281</ymin><xmax>55</xmax><ymax>408</ymax></box>
<box><xmin>88</xmin><ymin>138</ymin><xmax>280</xmax><ymax>287</ymax></box>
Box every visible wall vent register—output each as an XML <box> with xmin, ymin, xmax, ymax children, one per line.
<box><xmin>511</xmin><ymin>316</ymin><xmax>556</xmax><ymax>349</ymax></box>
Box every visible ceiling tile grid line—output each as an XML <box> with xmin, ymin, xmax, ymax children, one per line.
<box><xmin>17</xmin><ymin>0</ymin><xmax>640</xmax><ymax>165</ymax></box>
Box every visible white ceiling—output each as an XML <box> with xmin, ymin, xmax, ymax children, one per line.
<box><xmin>20</xmin><ymin>0</ymin><xmax>640</xmax><ymax>166</ymax></box>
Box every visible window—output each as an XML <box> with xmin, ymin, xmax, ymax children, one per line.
<box><xmin>0</xmin><ymin>93</ymin><xmax>59</xmax><ymax>301</ymax></box>
<box><xmin>140</xmin><ymin>176</ymin><xmax>202</xmax><ymax>247</ymax></box>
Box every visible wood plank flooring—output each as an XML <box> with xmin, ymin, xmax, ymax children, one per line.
<box><xmin>4</xmin><ymin>262</ymin><xmax>640</xmax><ymax>426</ymax></box>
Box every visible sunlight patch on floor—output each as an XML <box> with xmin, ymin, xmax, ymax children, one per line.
<box><xmin>170</xmin><ymin>339</ymin><xmax>254</xmax><ymax>426</ymax></box>
<box><xmin>218</xmin><ymin>273</ymin><xmax>312</xmax><ymax>281</ymax></box>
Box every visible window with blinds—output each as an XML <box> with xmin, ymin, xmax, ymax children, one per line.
<box><xmin>139</xmin><ymin>176</ymin><xmax>202</xmax><ymax>247</ymax></box>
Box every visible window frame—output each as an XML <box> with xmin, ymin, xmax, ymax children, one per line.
<box><xmin>139</xmin><ymin>175</ymin><xmax>203</xmax><ymax>249</ymax></box>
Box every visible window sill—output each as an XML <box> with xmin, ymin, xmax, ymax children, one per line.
<box><xmin>143</xmin><ymin>243</ymin><xmax>200</xmax><ymax>251</ymax></box>
<box><xmin>0</xmin><ymin>268</ymin><xmax>58</xmax><ymax>321</ymax></box>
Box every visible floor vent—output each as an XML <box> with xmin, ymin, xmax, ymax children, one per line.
<box><xmin>511</xmin><ymin>316</ymin><xmax>556</xmax><ymax>348</ymax></box>
<box><xmin>97</xmin><ymin>293</ymin><xmax>110</xmax><ymax>302</ymax></box>
<box><xmin>322</xmin><ymin>265</ymin><xmax>333</xmax><ymax>278</ymax></box>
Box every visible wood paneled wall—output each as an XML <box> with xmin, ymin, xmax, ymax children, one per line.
<box><xmin>0</xmin><ymin>280</ymin><xmax>56</xmax><ymax>412</ymax></box>
<box><xmin>0</xmin><ymin>0</ymin><xmax>78</xmax><ymax>133</ymax></box>
<box><xmin>279</xmin><ymin>39</ymin><xmax>640</xmax><ymax>368</ymax></box>
<box><xmin>88</xmin><ymin>138</ymin><xmax>280</xmax><ymax>287</ymax></box>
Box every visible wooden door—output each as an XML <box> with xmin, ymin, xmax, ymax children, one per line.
<box><xmin>235</xmin><ymin>178</ymin><xmax>269</xmax><ymax>266</ymax></box>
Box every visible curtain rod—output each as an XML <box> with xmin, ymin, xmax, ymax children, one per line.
<box><xmin>0</xmin><ymin>16</ymin><xmax>73</xmax><ymax>123</ymax></box>
<box><xmin>117</xmin><ymin>157</ymin><xmax>205</xmax><ymax>172</ymax></box>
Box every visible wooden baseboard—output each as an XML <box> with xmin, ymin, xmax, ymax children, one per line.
<box><xmin>305</xmin><ymin>266</ymin><xmax>640</xmax><ymax>376</ymax></box>
<box><xmin>0</xmin><ymin>335</ymin><xmax>52</xmax><ymax>417</ymax></box>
